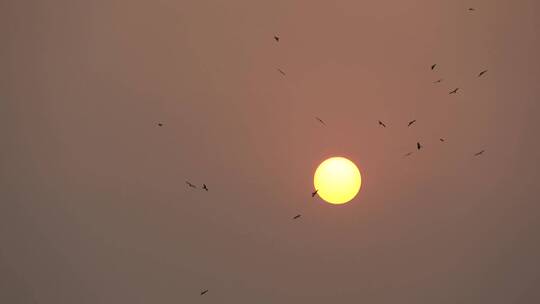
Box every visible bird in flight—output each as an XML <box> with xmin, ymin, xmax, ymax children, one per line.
<box><xmin>474</xmin><ymin>150</ymin><xmax>485</xmax><ymax>156</ymax></box>
<box><xmin>293</xmin><ymin>214</ymin><xmax>301</xmax><ymax>219</ymax></box>
<box><xmin>202</xmin><ymin>184</ymin><xmax>208</xmax><ymax>191</ymax></box>
<box><xmin>478</xmin><ymin>70</ymin><xmax>488</xmax><ymax>77</ymax></box>
<box><xmin>274</xmin><ymin>35</ymin><xmax>280</xmax><ymax>42</ymax></box>
<box><xmin>315</xmin><ymin>117</ymin><xmax>326</xmax><ymax>126</ymax></box>
<box><xmin>186</xmin><ymin>181</ymin><xmax>197</xmax><ymax>189</ymax></box>
<box><xmin>277</xmin><ymin>68</ymin><xmax>286</xmax><ymax>76</ymax></box>
<box><xmin>440</xmin><ymin>138</ymin><xmax>445</xmax><ymax>142</ymax></box>
<box><xmin>403</xmin><ymin>152</ymin><xmax>413</xmax><ymax>157</ymax></box>
<box><xmin>433</xmin><ymin>79</ymin><xmax>443</xmax><ymax>83</ymax></box>
<box><xmin>157</xmin><ymin>123</ymin><xmax>163</xmax><ymax>127</ymax></box>
<box><xmin>378</xmin><ymin>120</ymin><xmax>387</xmax><ymax>128</ymax></box>
<box><xmin>200</xmin><ymin>290</ymin><xmax>209</xmax><ymax>296</ymax></box>
<box><xmin>408</xmin><ymin>120</ymin><xmax>416</xmax><ymax>127</ymax></box>
<box><xmin>449</xmin><ymin>88</ymin><xmax>459</xmax><ymax>94</ymax></box>
<box><xmin>417</xmin><ymin>142</ymin><xmax>422</xmax><ymax>150</ymax></box>
<box><xmin>431</xmin><ymin>64</ymin><xmax>437</xmax><ymax>70</ymax></box>
<box><xmin>468</xmin><ymin>8</ymin><xmax>475</xmax><ymax>11</ymax></box>
<box><xmin>312</xmin><ymin>189</ymin><xmax>319</xmax><ymax>197</ymax></box>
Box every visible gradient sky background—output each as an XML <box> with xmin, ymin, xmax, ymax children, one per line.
<box><xmin>2</xmin><ymin>0</ymin><xmax>540</xmax><ymax>303</ymax></box>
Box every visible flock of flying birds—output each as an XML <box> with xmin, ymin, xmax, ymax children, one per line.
<box><xmin>161</xmin><ymin>6</ymin><xmax>487</xmax><ymax>297</ymax></box>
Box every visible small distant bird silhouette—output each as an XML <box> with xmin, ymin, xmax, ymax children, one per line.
<box><xmin>433</xmin><ymin>79</ymin><xmax>443</xmax><ymax>83</ymax></box>
<box><xmin>474</xmin><ymin>150</ymin><xmax>485</xmax><ymax>156</ymax></box>
<box><xmin>202</xmin><ymin>184</ymin><xmax>208</xmax><ymax>191</ymax></box>
<box><xmin>186</xmin><ymin>181</ymin><xmax>197</xmax><ymax>189</ymax></box>
<box><xmin>404</xmin><ymin>152</ymin><xmax>413</xmax><ymax>157</ymax></box>
<box><xmin>478</xmin><ymin>70</ymin><xmax>488</xmax><ymax>77</ymax></box>
<box><xmin>449</xmin><ymin>88</ymin><xmax>459</xmax><ymax>94</ymax></box>
<box><xmin>293</xmin><ymin>214</ymin><xmax>301</xmax><ymax>219</ymax></box>
<box><xmin>315</xmin><ymin>117</ymin><xmax>326</xmax><ymax>126</ymax></box>
<box><xmin>408</xmin><ymin>120</ymin><xmax>416</xmax><ymax>127</ymax></box>
<box><xmin>468</xmin><ymin>8</ymin><xmax>475</xmax><ymax>11</ymax></box>
<box><xmin>157</xmin><ymin>123</ymin><xmax>163</xmax><ymax>127</ymax></box>
<box><xmin>312</xmin><ymin>189</ymin><xmax>319</xmax><ymax>197</ymax></box>
<box><xmin>440</xmin><ymin>138</ymin><xmax>445</xmax><ymax>142</ymax></box>
<box><xmin>200</xmin><ymin>290</ymin><xmax>208</xmax><ymax>296</ymax></box>
<box><xmin>274</xmin><ymin>35</ymin><xmax>279</xmax><ymax>42</ymax></box>
<box><xmin>378</xmin><ymin>120</ymin><xmax>387</xmax><ymax>128</ymax></box>
<box><xmin>417</xmin><ymin>142</ymin><xmax>422</xmax><ymax>150</ymax></box>
<box><xmin>431</xmin><ymin>64</ymin><xmax>437</xmax><ymax>70</ymax></box>
<box><xmin>277</xmin><ymin>68</ymin><xmax>286</xmax><ymax>76</ymax></box>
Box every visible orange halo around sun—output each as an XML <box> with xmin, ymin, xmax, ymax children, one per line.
<box><xmin>313</xmin><ymin>157</ymin><xmax>362</xmax><ymax>205</ymax></box>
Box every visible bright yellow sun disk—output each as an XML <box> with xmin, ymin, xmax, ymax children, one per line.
<box><xmin>314</xmin><ymin>157</ymin><xmax>362</xmax><ymax>205</ymax></box>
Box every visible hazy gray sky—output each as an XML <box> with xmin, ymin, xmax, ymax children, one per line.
<box><xmin>2</xmin><ymin>0</ymin><xmax>540</xmax><ymax>303</ymax></box>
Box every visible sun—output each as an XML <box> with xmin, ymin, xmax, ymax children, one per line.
<box><xmin>314</xmin><ymin>157</ymin><xmax>362</xmax><ymax>205</ymax></box>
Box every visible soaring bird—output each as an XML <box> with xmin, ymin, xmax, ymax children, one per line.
<box><xmin>274</xmin><ymin>35</ymin><xmax>279</xmax><ymax>42</ymax></box>
<box><xmin>293</xmin><ymin>214</ymin><xmax>301</xmax><ymax>219</ymax></box>
<box><xmin>157</xmin><ymin>123</ymin><xmax>163</xmax><ymax>127</ymax></box>
<box><xmin>417</xmin><ymin>142</ymin><xmax>422</xmax><ymax>150</ymax></box>
<box><xmin>478</xmin><ymin>70</ymin><xmax>488</xmax><ymax>77</ymax></box>
<box><xmin>468</xmin><ymin>8</ymin><xmax>475</xmax><ymax>11</ymax></box>
<box><xmin>186</xmin><ymin>181</ymin><xmax>197</xmax><ymax>189</ymax></box>
<box><xmin>431</xmin><ymin>64</ymin><xmax>437</xmax><ymax>70</ymax></box>
<box><xmin>378</xmin><ymin>120</ymin><xmax>387</xmax><ymax>128</ymax></box>
<box><xmin>474</xmin><ymin>150</ymin><xmax>485</xmax><ymax>156</ymax></box>
<box><xmin>433</xmin><ymin>79</ymin><xmax>443</xmax><ymax>83</ymax></box>
<box><xmin>200</xmin><ymin>290</ymin><xmax>209</xmax><ymax>296</ymax></box>
<box><xmin>408</xmin><ymin>120</ymin><xmax>416</xmax><ymax>127</ymax></box>
<box><xmin>202</xmin><ymin>184</ymin><xmax>208</xmax><ymax>191</ymax></box>
<box><xmin>277</xmin><ymin>68</ymin><xmax>286</xmax><ymax>76</ymax></box>
<box><xmin>440</xmin><ymin>138</ymin><xmax>445</xmax><ymax>142</ymax></box>
<box><xmin>315</xmin><ymin>117</ymin><xmax>326</xmax><ymax>126</ymax></box>
<box><xmin>449</xmin><ymin>88</ymin><xmax>459</xmax><ymax>94</ymax></box>
<box><xmin>404</xmin><ymin>152</ymin><xmax>413</xmax><ymax>157</ymax></box>
<box><xmin>312</xmin><ymin>189</ymin><xmax>319</xmax><ymax>197</ymax></box>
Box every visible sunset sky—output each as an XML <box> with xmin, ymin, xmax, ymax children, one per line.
<box><xmin>3</xmin><ymin>0</ymin><xmax>540</xmax><ymax>303</ymax></box>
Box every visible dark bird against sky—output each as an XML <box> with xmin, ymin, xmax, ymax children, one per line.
<box><xmin>293</xmin><ymin>214</ymin><xmax>301</xmax><ymax>219</ymax></box>
<box><xmin>431</xmin><ymin>64</ymin><xmax>437</xmax><ymax>70</ymax></box>
<box><xmin>408</xmin><ymin>120</ymin><xmax>416</xmax><ymax>127</ymax></box>
<box><xmin>433</xmin><ymin>79</ymin><xmax>443</xmax><ymax>83</ymax></box>
<box><xmin>202</xmin><ymin>184</ymin><xmax>208</xmax><ymax>191</ymax></box>
<box><xmin>277</xmin><ymin>68</ymin><xmax>286</xmax><ymax>76</ymax></box>
<box><xmin>404</xmin><ymin>152</ymin><xmax>413</xmax><ymax>157</ymax></box>
<box><xmin>417</xmin><ymin>142</ymin><xmax>422</xmax><ymax>150</ymax></box>
<box><xmin>312</xmin><ymin>189</ymin><xmax>319</xmax><ymax>197</ymax></box>
<box><xmin>274</xmin><ymin>35</ymin><xmax>279</xmax><ymax>42</ymax></box>
<box><xmin>200</xmin><ymin>290</ymin><xmax>208</xmax><ymax>296</ymax></box>
<box><xmin>474</xmin><ymin>150</ymin><xmax>485</xmax><ymax>156</ymax></box>
<box><xmin>449</xmin><ymin>88</ymin><xmax>459</xmax><ymax>94</ymax></box>
<box><xmin>478</xmin><ymin>70</ymin><xmax>488</xmax><ymax>77</ymax></box>
<box><xmin>157</xmin><ymin>123</ymin><xmax>163</xmax><ymax>127</ymax></box>
<box><xmin>440</xmin><ymin>138</ymin><xmax>445</xmax><ymax>142</ymax></box>
<box><xmin>315</xmin><ymin>117</ymin><xmax>326</xmax><ymax>126</ymax></box>
<box><xmin>378</xmin><ymin>120</ymin><xmax>387</xmax><ymax>128</ymax></box>
<box><xmin>186</xmin><ymin>181</ymin><xmax>197</xmax><ymax>189</ymax></box>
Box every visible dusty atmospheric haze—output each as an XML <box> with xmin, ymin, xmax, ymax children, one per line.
<box><xmin>2</xmin><ymin>1</ymin><xmax>540</xmax><ymax>303</ymax></box>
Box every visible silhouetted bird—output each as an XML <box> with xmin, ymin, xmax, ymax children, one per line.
<box><xmin>408</xmin><ymin>120</ymin><xmax>416</xmax><ymax>127</ymax></box>
<box><xmin>440</xmin><ymin>138</ymin><xmax>445</xmax><ymax>142</ymax></box>
<box><xmin>202</xmin><ymin>184</ymin><xmax>208</xmax><ymax>191</ymax></box>
<box><xmin>200</xmin><ymin>290</ymin><xmax>208</xmax><ymax>296</ymax></box>
<box><xmin>277</xmin><ymin>68</ymin><xmax>286</xmax><ymax>76</ymax></box>
<box><xmin>378</xmin><ymin>120</ymin><xmax>387</xmax><ymax>128</ymax></box>
<box><xmin>404</xmin><ymin>152</ymin><xmax>413</xmax><ymax>157</ymax></box>
<box><xmin>431</xmin><ymin>64</ymin><xmax>437</xmax><ymax>70</ymax></box>
<box><xmin>468</xmin><ymin>8</ymin><xmax>475</xmax><ymax>11</ymax></box>
<box><xmin>293</xmin><ymin>214</ymin><xmax>301</xmax><ymax>219</ymax></box>
<box><xmin>186</xmin><ymin>181</ymin><xmax>197</xmax><ymax>189</ymax></box>
<box><xmin>315</xmin><ymin>117</ymin><xmax>326</xmax><ymax>126</ymax></box>
<box><xmin>449</xmin><ymin>88</ymin><xmax>459</xmax><ymax>94</ymax></box>
<box><xmin>274</xmin><ymin>35</ymin><xmax>279</xmax><ymax>42</ymax></box>
<box><xmin>158</xmin><ymin>123</ymin><xmax>163</xmax><ymax>127</ymax></box>
<box><xmin>417</xmin><ymin>142</ymin><xmax>422</xmax><ymax>150</ymax></box>
<box><xmin>433</xmin><ymin>79</ymin><xmax>443</xmax><ymax>83</ymax></box>
<box><xmin>478</xmin><ymin>70</ymin><xmax>488</xmax><ymax>77</ymax></box>
<box><xmin>312</xmin><ymin>189</ymin><xmax>319</xmax><ymax>197</ymax></box>
<box><xmin>474</xmin><ymin>150</ymin><xmax>485</xmax><ymax>156</ymax></box>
